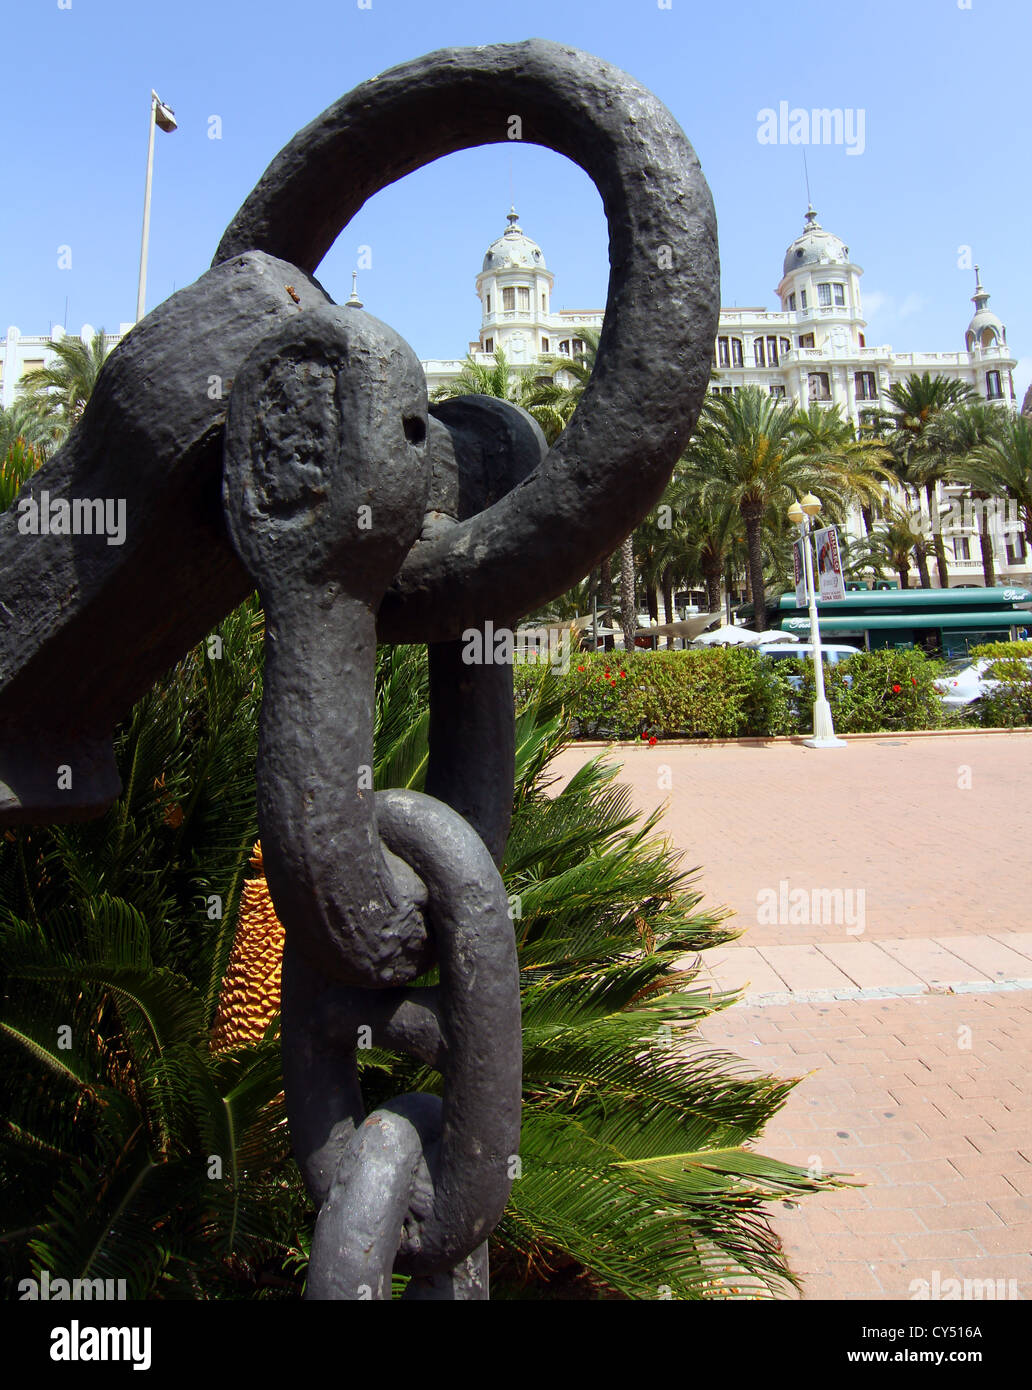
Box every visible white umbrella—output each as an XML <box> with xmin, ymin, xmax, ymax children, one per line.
<box><xmin>692</xmin><ymin>624</ymin><xmax>756</xmax><ymax>647</ymax></box>
<box><xmin>743</xmin><ymin>629</ymin><xmax>799</xmax><ymax>646</ymax></box>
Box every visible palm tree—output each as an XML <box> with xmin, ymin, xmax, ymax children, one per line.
<box><xmin>864</xmin><ymin>505</ymin><xmax>925</xmax><ymax>589</ymax></box>
<box><xmin>16</xmin><ymin>329</ymin><xmax>113</xmax><ymax>448</ymax></box>
<box><xmin>927</xmin><ymin>402</ymin><xmax>1007</xmax><ymax>587</ymax></box>
<box><xmin>885</xmin><ymin>373</ymin><xmax>976</xmax><ymax>588</ymax></box>
<box><xmin>684</xmin><ymin>388</ymin><xmax>834</xmax><ymax>630</ymax></box>
<box><xmin>967</xmin><ymin>414</ymin><xmax>1032</xmax><ymax>559</ymax></box>
<box><xmin>429</xmin><ymin>344</ymin><xmax>539</xmax><ymax>408</ymax></box>
<box><xmin>792</xmin><ymin>402</ymin><xmax>895</xmax><ymax>533</ymax></box>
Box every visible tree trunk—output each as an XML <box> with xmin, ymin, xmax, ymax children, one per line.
<box><xmin>925</xmin><ymin>480</ymin><xmax>949</xmax><ymax>587</ymax></box>
<box><xmin>661</xmin><ymin>566</ymin><xmax>674</xmax><ymax>648</ymax></box>
<box><xmin>619</xmin><ymin>535</ymin><xmax>637</xmax><ymax>652</ymax></box>
<box><xmin>743</xmin><ymin>509</ymin><xmax>767</xmax><ymax>631</ymax></box>
<box><xmin>599</xmin><ymin>553</ymin><xmax>615</xmax><ymax>652</ymax></box>
<box><xmin>704</xmin><ymin>559</ymin><xmax>721</xmax><ymax>616</ymax></box>
<box><xmin>978</xmin><ymin>509</ymin><xmax>996</xmax><ymax>588</ymax></box>
<box><xmin>897</xmin><ymin>565</ymin><xmax>910</xmax><ymax>589</ymax></box>
<box><xmin>913</xmin><ymin>538</ymin><xmax>932</xmax><ymax>588</ymax></box>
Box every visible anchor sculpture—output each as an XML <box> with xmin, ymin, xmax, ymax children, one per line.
<box><xmin>0</xmin><ymin>40</ymin><xmax>718</xmax><ymax>1298</ymax></box>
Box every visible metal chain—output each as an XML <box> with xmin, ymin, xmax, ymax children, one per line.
<box><xmin>222</xmin><ymin>305</ymin><xmax>523</xmax><ymax>1299</ymax></box>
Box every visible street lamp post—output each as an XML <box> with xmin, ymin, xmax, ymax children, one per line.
<box><xmin>788</xmin><ymin>494</ymin><xmax>846</xmax><ymax>749</ymax></box>
<box><xmin>136</xmin><ymin>91</ymin><xmax>177</xmax><ymax>323</ymax></box>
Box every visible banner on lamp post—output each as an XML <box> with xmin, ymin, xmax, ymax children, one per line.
<box><xmin>792</xmin><ymin>538</ymin><xmax>807</xmax><ymax>607</ymax></box>
<box><xmin>813</xmin><ymin>525</ymin><xmax>846</xmax><ymax>602</ymax></box>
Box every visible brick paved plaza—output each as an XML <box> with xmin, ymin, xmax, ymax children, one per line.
<box><xmin>550</xmin><ymin>732</ymin><xmax>1032</xmax><ymax>1300</ymax></box>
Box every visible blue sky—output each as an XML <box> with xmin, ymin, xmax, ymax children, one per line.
<box><xmin>2</xmin><ymin>0</ymin><xmax>1029</xmax><ymax>398</ymax></box>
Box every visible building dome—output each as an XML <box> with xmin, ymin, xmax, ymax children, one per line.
<box><xmin>782</xmin><ymin>206</ymin><xmax>850</xmax><ymax>278</ymax></box>
<box><xmin>965</xmin><ymin>266</ymin><xmax>1006</xmax><ymax>350</ymax></box>
<box><xmin>482</xmin><ymin>207</ymin><xmax>547</xmax><ymax>272</ymax></box>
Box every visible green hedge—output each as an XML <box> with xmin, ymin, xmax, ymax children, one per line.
<box><xmin>513</xmin><ymin>648</ymin><xmax>796</xmax><ymax>740</ymax></box>
<box><xmin>783</xmin><ymin>648</ymin><xmax>953</xmax><ymax>734</ymax></box>
<box><xmin>512</xmin><ymin>647</ymin><xmax>981</xmax><ymax>739</ymax></box>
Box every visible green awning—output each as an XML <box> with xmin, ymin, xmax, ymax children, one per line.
<box><xmin>776</xmin><ymin>586</ymin><xmax>1032</xmax><ymax>614</ymax></box>
<box><xmin>781</xmin><ymin>611</ymin><xmax>1028</xmax><ymax>633</ymax></box>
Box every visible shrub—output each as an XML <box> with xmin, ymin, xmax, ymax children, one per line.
<box><xmin>968</xmin><ymin>640</ymin><xmax>1032</xmax><ymax>661</ymax></box>
<box><xmin>976</xmin><ymin>656</ymin><xmax>1032</xmax><ymax>727</ymax></box>
<box><xmin>513</xmin><ymin>649</ymin><xmax>796</xmax><ymax>740</ymax></box>
<box><xmin>789</xmin><ymin>648</ymin><xmax>951</xmax><ymax>733</ymax></box>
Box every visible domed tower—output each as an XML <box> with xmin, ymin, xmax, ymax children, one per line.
<box><xmin>775</xmin><ymin>206</ymin><xmax>866</xmax><ymax>352</ymax></box>
<box><xmin>965</xmin><ymin>266</ymin><xmax>1007</xmax><ymax>351</ymax></box>
<box><xmin>474</xmin><ymin>208</ymin><xmax>555</xmax><ymax>365</ymax></box>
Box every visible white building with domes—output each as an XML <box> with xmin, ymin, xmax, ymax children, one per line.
<box><xmin>422</xmin><ymin>208</ymin><xmax>604</xmax><ymax>395</ymax></box>
<box><xmin>421</xmin><ymin>205</ymin><xmax>1027</xmax><ymax>585</ymax></box>
<box><xmin>423</xmin><ymin>204</ymin><xmax>1017</xmax><ymax>424</ymax></box>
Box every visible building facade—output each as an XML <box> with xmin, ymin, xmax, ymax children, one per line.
<box><xmin>4</xmin><ymin>206</ymin><xmax>1025</xmax><ymax>586</ymax></box>
<box><xmin>422</xmin><ymin>205</ymin><xmax>1026</xmax><ymax>587</ymax></box>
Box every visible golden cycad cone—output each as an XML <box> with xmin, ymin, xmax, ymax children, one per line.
<box><xmin>210</xmin><ymin>842</ymin><xmax>285</xmax><ymax>1053</ymax></box>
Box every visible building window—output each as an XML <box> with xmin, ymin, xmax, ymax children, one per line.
<box><xmin>717</xmin><ymin>336</ymin><xmax>730</xmax><ymax>368</ymax></box>
<box><xmin>808</xmin><ymin>372</ymin><xmax>831</xmax><ymax>402</ymax></box>
<box><xmin>859</xmin><ymin>333</ymin><xmax>866</xmax><ymax>347</ymax></box>
<box><xmin>788</xmin><ymin>293</ymin><xmax>797</xmax><ymax>311</ymax></box>
<box><xmin>502</xmin><ymin>287</ymin><xmax>515</xmax><ymax>312</ymax></box>
<box><xmin>780</xmin><ymin>337</ymin><xmax>791</xmax><ymax>358</ymax></box>
<box><xmin>986</xmin><ymin>370</ymin><xmax>1003</xmax><ymax>399</ymax></box>
<box><xmin>834</xmin><ymin>283</ymin><xmax>846</xmax><ymax>306</ymax></box>
<box><xmin>754</xmin><ymin>338</ymin><xmax>766</xmax><ymax>368</ymax></box>
<box><xmin>517</xmin><ymin>286</ymin><xmax>531</xmax><ymax>312</ymax></box>
<box><xmin>855</xmin><ymin>371</ymin><xmax>878</xmax><ymax>401</ymax></box>
<box><xmin>818</xmin><ymin>283</ymin><xmax>832</xmax><ymax>307</ymax></box>
<box><xmin>541</xmin><ymin>293</ymin><xmax>547</xmax><ymax>312</ymax></box>
<box><xmin>766</xmin><ymin>336</ymin><xmax>779</xmax><ymax>367</ymax></box>
<box><xmin>1007</xmin><ymin>534</ymin><xmax>1026</xmax><ymax>564</ymax></box>
<box><xmin>484</xmin><ymin>338</ymin><xmax>493</xmax><ymax>353</ymax></box>
<box><xmin>21</xmin><ymin>358</ymin><xmax>45</xmax><ymax>379</ymax></box>
<box><xmin>953</xmin><ymin>537</ymin><xmax>971</xmax><ymax>561</ymax></box>
<box><xmin>572</xmin><ymin>338</ymin><xmax>585</xmax><ymax>357</ymax></box>
<box><xmin>541</xmin><ymin>337</ymin><xmax>549</xmax><ymax>353</ymax></box>
<box><xmin>559</xmin><ymin>340</ymin><xmax>570</xmax><ymax>355</ymax></box>
<box><xmin>800</xmin><ymin>290</ymin><xmax>808</xmax><ymax>310</ymax></box>
<box><xmin>797</xmin><ymin>333</ymin><xmax>815</xmax><ymax>349</ymax></box>
<box><xmin>731</xmin><ymin>338</ymin><xmax>744</xmax><ymax>367</ymax></box>
<box><xmin>769</xmin><ymin>385</ymin><xmax>786</xmax><ymax>398</ymax></box>
<box><xmin>486</xmin><ymin>294</ymin><xmax>491</xmax><ymax>313</ymax></box>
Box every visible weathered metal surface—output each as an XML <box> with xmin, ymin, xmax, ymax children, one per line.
<box><xmin>0</xmin><ymin>40</ymin><xmax>718</xmax><ymax>1300</ymax></box>
<box><xmin>0</xmin><ymin>37</ymin><xmax>717</xmax><ymax>825</ymax></box>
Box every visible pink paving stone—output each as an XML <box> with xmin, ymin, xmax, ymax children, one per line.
<box><xmin>876</xmin><ymin>938</ymin><xmax>991</xmax><ymax>988</ymax></box>
<box><xmin>993</xmin><ymin>933</ymin><xmax>1032</xmax><ymax>962</ymax></box>
<box><xmin>817</xmin><ymin>941</ymin><xmax>925</xmax><ymax>990</ymax></box>
<box><xmin>549</xmin><ymin>734</ymin><xmax>1032</xmax><ymax>944</ymax></box>
<box><xmin>755</xmin><ymin>944</ymin><xmax>856</xmax><ymax>992</ymax></box>
<box><xmin>935</xmin><ymin>934</ymin><xmax>1032</xmax><ymax>982</ymax></box>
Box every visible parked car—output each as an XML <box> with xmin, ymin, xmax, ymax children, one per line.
<box><xmin>933</xmin><ymin>656</ymin><xmax>1032</xmax><ymax>709</ymax></box>
<box><xmin>759</xmin><ymin>643</ymin><xmax>860</xmax><ymax>691</ymax></box>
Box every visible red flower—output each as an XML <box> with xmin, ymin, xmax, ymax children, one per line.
<box><xmin>604</xmin><ymin>669</ymin><xmax>610</xmax><ymax>678</ymax></box>
<box><xmin>577</xmin><ymin>665</ymin><xmax>585</xmax><ymax>672</ymax></box>
<box><xmin>911</xmin><ymin>677</ymin><xmax>918</xmax><ymax>686</ymax></box>
<box><xmin>640</xmin><ymin>732</ymin><xmax>649</xmax><ymax>741</ymax></box>
<box><xmin>649</xmin><ymin>736</ymin><xmax>657</xmax><ymax>746</ymax></box>
<box><xmin>620</xmin><ymin>670</ymin><xmax>627</xmax><ymax>678</ymax></box>
<box><xmin>892</xmin><ymin>683</ymin><xmax>902</xmax><ymax>693</ymax></box>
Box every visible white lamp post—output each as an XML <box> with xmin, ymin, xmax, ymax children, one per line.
<box><xmin>136</xmin><ymin>91</ymin><xmax>177</xmax><ymax>323</ymax></box>
<box><xmin>788</xmin><ymin>494</ymin><xmax>846</xmax><ymax>749</ymax></box>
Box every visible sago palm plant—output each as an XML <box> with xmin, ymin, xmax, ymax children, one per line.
<box><xmin>0</xmin><ymin>615</ymin><xmax>842</xmax><ymax>1300</ymax></box>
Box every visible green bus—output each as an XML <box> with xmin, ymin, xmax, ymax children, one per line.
<box><xmin>769</xmin><ymin>587</ymin><xmax>1032</xmax><ymax>657</ymax></box>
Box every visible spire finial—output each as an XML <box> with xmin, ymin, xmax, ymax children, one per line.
<box><xmin>346</xmin><ymin>271</ymin><xmax>363</xmax><ymax>309</ymax></box>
